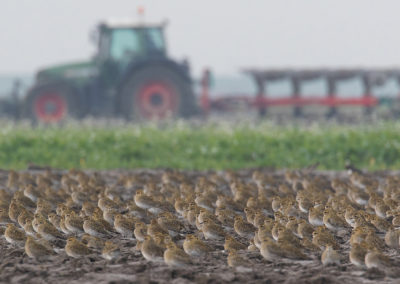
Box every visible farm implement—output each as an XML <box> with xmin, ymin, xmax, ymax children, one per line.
<box><xmin>200</xmin><ymin>68</ymin><xmax>400</xmax><ymax>118</ymax></box>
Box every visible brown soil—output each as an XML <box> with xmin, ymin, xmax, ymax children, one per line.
<box><xmin>0</xmin><ymin>169</ymin><xmax>398</xmax><ymax>284</ymax></box>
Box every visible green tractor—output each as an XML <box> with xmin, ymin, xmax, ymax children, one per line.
<box><xmin>23</xmin><ymin>19</ymin><xmax>198</xmax><ymax>123</ymax></box>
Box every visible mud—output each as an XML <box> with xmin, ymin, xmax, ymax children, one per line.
<box><xmin>0</xmin><ymin>169</ymin><xmax>399</xmax><ymax>284</ymax></box>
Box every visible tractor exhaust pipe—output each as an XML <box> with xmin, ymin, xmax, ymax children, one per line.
<box><xmin>11</xmin><ymin>79</ymin><xmax>21</xmax><ymax>120</ymax></box>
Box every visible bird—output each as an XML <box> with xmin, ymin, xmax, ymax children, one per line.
<box><xmin>83</xmin><ymin>216</ymin><xmax>111</xmax><ymax>238</ymax></box>
<box><xmin>365</xmin><ymin>249</ymin><xmax>392</xmax><ymax>270</ymax></box>
<box><xmin>301</xmin><ymin>238</ymin><xmax>321</xmax><ymax>252</ymax></box>
<box><xmin>285</xmin><ymin>216</ymin><xmax>300</xmax><ymax>235</ymax></box>
<box><xmin>125</xmin><ymin>201</ymin><xmax>148</xmax><ymax>219</ymax></box>
<box><xmin>5</xmin><ymin>224</ymin><xmax>26</xmax><ymax>245</ymax></box>
<box><xmin>260</xmin><ymin>238</ymin><xmax>308</xmax><ymax>261</ymax></box>
<box><xmin>102</xmin><ymin>241</ymin><xmax>121</xmax><ymax>260</ymax></box>
<box><xmin>277</xmin><ymin>227</ymin><xmax>301</xmax><ymax>247</ymax></box>
<box><xmin>174</xmin><ymin>197</ymin><xmax>187</xmax><ymax>216</ymax></box>
<box><xmin>81</xmin><ymin>201</ymin><xmax>97</xmax><ymax>217</ymax></box>
<box><xmin>349</xmin><ymin>227</ymin><xmax>370</xmax><ymax>246</ymax></box>
<box><xmin>197</xmin><ymin>208</ymin><xmax>219</xmax><ymax>226</ymax></box>
<box><xmin>183</xmin><ymin>234</ymin><xmax>213</xmax><ymax>256</ymax></box>
<box><xmin>92</xmin><ymin>211</ymin><xmax>115</xmax><ymax>232</ymax></box>
<box><xmin>59</xmin><ymin>216</ymin><xmax>71</xmax><ymax>235</ymax></box>
<box><xmin>71</xmin><ymin>191</ymin><xmax>88</xmax><ymax>207</ymax></box>
<box><xmin>215</xmin><ymin>209</ymin><xmax>234</xmax><ymax>228</ymax></box>
<box><xmin>153</xmin><ymin>233</ymin><xmax>171</xmax><ymax>249</ymax></box>
<box><xmin>297</xmin><ymin>220</ymin><xmax>314</xmax><ymax>239</ymax></box>
<box><xmin>257</xmin><ymin>221</ymin><xmax>274</xmax><ymax>241</ymax></box>
<box><xmin>369</xmin><ymin>215</ymin><xmax>391</xmax><ymax>233</ymax></box>
<box><xmin>17</xmin><ymin>209</ymin><xmax>33</xmax><ymax>228</ymax></box>
<box><xmin>157</xmin><ymin>213</ymin><xmax>185</xmax><ymax>236</ymax></box>
<box><xmin>384</xmin><ymin>228</ymin><xmax>399</xmax><ymax>249</ymax></box>
<box><xmin>312</xmin><ymin>229</ymin><xmax>338</xmax><ymax>250</ymax></box>
<box><xmin>134</xmin><ymin>222</ymin><xmax>147</xmax><ymax>241</ymax></box>
<box><xmin>365</xmin><ymin>231</ymin><xmax>385</xmax><ymax>250</ymax></box>
<box><xmin>56</xmin><ymin>204</ymin><xmax>70</xmax><ymax>216</ymax></box>
<box><xmin>23</xmin><ymin>218</ymin><xmax>36</xmax><ymax>236</ymax></box>
<box><xmin>0</xmin><ymin>207</ymin><xmax>11</xmax><ymax>225</ymax></box>
<box><xmin>35</xmin><ymin>198</ymin><xmax>53</xmax><ymax>215</ymax></box>
<box><xmin>321</xmin><ymin>245</ymin><xmax>341</xmax><ymax>266</ymax></box>
<box><xmin>297</xmin><ymin>196</ymin><xmax>313</xmax><ymax>213</ymax></box>
<box><xmin>248</xmin><ymin>239</ymin><xmax>258</xmax><ymax>252</ymax></box>
<box><xmin>200</xmin><ymin>218</ymin><xmax>226</xmax><ymax>240</ymax></box>
<box><xmin>103</xmin><ymin>208</ymin><xmax>118</xmax><ymax>225</ymax></box>
<box><xmin>25</xmin><ymin>236</ymin><xmax>55</xmax><ymax>258</ymax></box>
<box><xmin>163</xmin><ymin>241</ymin><xmax>191</xmax><ymax>267</ymax></box>
<box><xmin>64</xmin><ymin>212</ymin><xmax>84</xmax><ymax>234</ymax></box>
<box><xmin>113</xmin><ymin>214</ymin><xmax>135</xmax><ymax>238</ymax></box>
<box><xmin>344</xmin><ymin>207</ymin><xmax>357</xmax><ymax>227</ymax></box>
<box><xmin>271</xmin><ymin>196</ymin><xmax>282</xmax><ymax>212</ymax></box>
<box><xmin>7</xmin><ymin>170</ymin><xmax>19</xmax><ymax>189</ymax></box>
<box><xmin>98</xmin><ymin>197</ymin><xmax>120</xmax><ymax>212</ymax></box>
<box><xmin>37</xmin><ymin>220</ymin><xmax>65</xmax><ymax>241</ymax></box>
<box><xmin>134</xmin><ymin>190</ymin><xmax>158</xmax><ymax>210</ymax></box>
<box><xmin>224</xmin><ymin>235</ymin><xmax>247</xmax><ymax>252</ymax></box>
<box><xmin>13</xmin><ymin>191</ymin><xmax>36</xmax><ymax>209</ymax></box>
<box><xmin>65</xmin><ymin>237</ymin><xmax>92</xmax><ymax>258</ymax></box>
<box><xmin>81</xmin><ymin>234</ymin><xmax>105</xmax><ymax>250</ymax></box>
<box><xmin>349</xmin><ymin>242</ymin><xmax>368</xmax><ymax>267</ymax></box>
<box><xmin>140</xmin><ymin>235</ymin><xmax>164</xmax><ymax>262</ymax></box>
<box><xmin>234</xmin><ymin>215</ymin><xmax>256</xmax><ymax>239</ymax></box>
<box><xmin>195</xmin><ymin>194</ymin><xmax>214</xmax><ymax>212</ymax></box>
<box><xmin>244</xmin><ymin>207</ymin><xmax>256</xmax><ymax>225</ymax></box>
<box><xmin>271</xmin><ymin>222</ymin><xmax>286</xmax><ymax>241</ymax></box>
<box><xmin>253</xmin><ymin>210</ymin><xmax>266</xmax><ymax>228</ymax></box>
<box><xmin>184</xmin><ymin>202</ymin><xmax>199</xmax><ymax>226</ymax></box>
<box><xmin>227</xmin><ymin>250</ymin><xmax>250</xmax><ymax>268</ymax></box>
<box><xmin>48</xmin><ymin>213</ymin><xmax>62</xmax><ymax>231</ymax></box>
<box><xmin>8</xmin><ymin>201</ymin><xmax>24</xmax><ymax>222</ymax></box>
<box><xmin>147</xmin><ymin>219</ymin><xmax>168</xmax><ymax>238</ymax></box>
<box><xmin>374</xmin><ymin>200</ymin><xmax>390</xmax><ymax>219</ymax></box>
<box><xmin>308</xmin><ymin>207</ymin><xmax>324</xmax><ymax>227</ymax></box>
<box><xmin>322</xmin><ymin>209</ymin><xmax>349</xmax><ymax>233</ymax></box>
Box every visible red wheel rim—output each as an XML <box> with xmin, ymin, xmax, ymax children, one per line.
<box><xmin>34</xmin><ymin>93</ymin><xmax>67</xmax><ymax>122</ymax></box>
<box><xmin>135</xmin><ymin>82</ymin><xmax>179</xmax><ymax>119</ymax></box>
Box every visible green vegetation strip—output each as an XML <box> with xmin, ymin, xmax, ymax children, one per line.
<box><xmin>0</xmin><ymin>122</ymin><xmax>399</xmax><ymax>170</ymax></box>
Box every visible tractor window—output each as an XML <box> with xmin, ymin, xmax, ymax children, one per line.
<box><xmin>144</xmin><ymin>28</ymin><xmax>166</xmax><ymax>53</ymax></box>
<box><xmin>110</xmin><ymin>29</ymin><xmax>141</xmax><ymax>61</ymax></box>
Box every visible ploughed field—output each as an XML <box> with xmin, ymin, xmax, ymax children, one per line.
<box><xmin>1</xmin><ymin>168</ymin><xmax>400</xmax><ymax>283</ymax></box>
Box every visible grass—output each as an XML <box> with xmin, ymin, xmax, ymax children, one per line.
<box><xmin>0</xmin><ymin>120</ymin><xmax>400</xmax><ymax>170</ymax></box>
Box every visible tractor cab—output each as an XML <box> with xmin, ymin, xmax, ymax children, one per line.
<box><xmin>92</xmin><ymin>20</ymin><xmax>170</xmax><ymax>92</ymax></box>
<box><xmin>95</xmin><ymin>20</ymin><xmax>167</xmax><ymax>69</ymax></box>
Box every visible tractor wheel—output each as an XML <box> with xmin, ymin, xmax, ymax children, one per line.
<box><xmin>23</xmin><ymin>84</ymin><xmax>80</xmax><ymax>123</ymax></box>
<box><xmin>119</xmin><ymin>66</ymin><xmax>197</xmax><ymax>120</ymax></box>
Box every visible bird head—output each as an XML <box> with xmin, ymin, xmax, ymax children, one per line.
<box><xmin>114</xmin><ymin>214</ymin><xmax>123</xmax><ymax>220</ymax></box>
<box><xmin>234</xmin><ymin>215</ymin><xmax>243</xmax><ymax>222</ymax></box>
<box><xmin>67</xmin><ymin>237</ymin><xmax>76</xmax><ymax>243</ymax></box>
<box><xmin>165</xmin><ymin>241</ymin><xmax>176</xmax><ymax>249</ymax></box>
<box><xmin>186</xmin><ymin>235</ymin><xmax>196</xmax><ymax>240</ymax></box>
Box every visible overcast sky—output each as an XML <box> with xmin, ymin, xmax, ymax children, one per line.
<box><xmin>1</xmin><ymin>0</ymin><xmax>400</xmax><ymax>77</ymax></box>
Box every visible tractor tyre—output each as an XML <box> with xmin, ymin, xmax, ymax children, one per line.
<box><xmin>23</xmin><ymin>84</ymin><xmax>81</xmax><ymax>124</ymax></box>
<box><xmin>119</xmin><ymin>66</ymin><xmax>197</xmax><ymax>120</ymax></box>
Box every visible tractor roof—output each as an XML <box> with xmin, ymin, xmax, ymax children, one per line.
<box><xmin>100</xmin><ymin>18</ymin><xmax>166</xmax><ymax>29</ymax></box>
